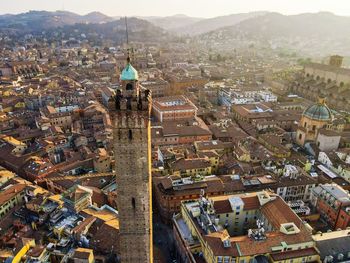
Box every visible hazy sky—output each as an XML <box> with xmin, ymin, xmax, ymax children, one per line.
<box><xmin>2</xmin><ymin>0</ymin><xmax>350</xmax><ymax>17</ymax></box>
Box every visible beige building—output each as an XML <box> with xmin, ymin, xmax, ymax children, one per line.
<box><xmin>304</xmin><ymin>56</ymin><xmax>350</xmax><ymax>87</ymax></box>
<box><xmin>316</xmin><ymin>129</ymin><xmax>341</xmax><ymax>152</ymax></box>
<box><xmin>173</xmin><ymin>191</ymin><xmax>319</xmax><ymax>263</ymax></box>
<box><xmin>93</xmin><ymin>148</ymin><xmax>111</xmax><ymax>173</ymax></box>
<box><xmin>152</xmin><ymin>95</ymin><xmax>198</xmax><ymax>122</ymax></box>
<box><xmin>0</xmin><ymin>183</ymin><xmax>26</xmax><ymax>219</ymax></box>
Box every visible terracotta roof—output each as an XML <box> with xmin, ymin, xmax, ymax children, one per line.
<box><xmin>270</xmin><ymin>247</ymin><xmax>318</xmax><ymax>261</ymax></box>
<box><xmin>171</xmin><ymin>158</ymin><xmax>211</xmax><ymax>171</ymax></box>
<box><xmin>213</xmin><ymin>199</ymin><xmax>232</xmax><ymax>214</ymax></box>
<box><xmin>0</xmin><ymin>184</ymin><xmax>26</xmax><ymax>206</ymax></box>
<box><xmin>260</xmin><ymin>196</ymin><xmax>302</xmax><ymax>229</ymax></box>
<box><xmin>204</xmin><ymin>232</ymin><xmax>239</xmax><ymax>257</ymax></box>
<box><xmin>242</xmin><ymin>196</ymin><xmax>260</xmax><ymax>210</ymax></box>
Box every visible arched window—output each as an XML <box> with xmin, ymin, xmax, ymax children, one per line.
<box><xmin>126</xmin><ymin>83</ymin><xmax>133</xmax><ymax>90</ymax></box>
<box><xmin>131</xmin><ymin>197</ymin><xmax>136</xmax><ymax>209</ymax></box>
<box><xmin>128</xmin><ymin>129</ymin><xmax>133</xmax><ymax>140</ymax></box>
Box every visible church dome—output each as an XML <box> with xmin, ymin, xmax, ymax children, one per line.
<box><xmin>303</xmin><ymin>98</ymin><xmax>332</xmax><ymax>121</ymax></box>
<box><xmin>121</xmin><ymin>62</ymin><xmax>138</xmax><ymax>81</ymax></box>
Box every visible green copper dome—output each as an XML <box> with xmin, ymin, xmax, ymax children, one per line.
<box><xmin>120</xmin><ymin>63</ymin><xmax>138</xmax><ymax>81</ymax></box>
<box><xmin>303</xmin><ymin>101</ymin><xmax>332</xmax><ymax>121</ymax></box>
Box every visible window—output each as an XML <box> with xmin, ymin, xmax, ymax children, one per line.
<box><xmin>131</xmin><ymin>198</ymin><xmax>136</xmax><ymax>209</ymax></box>
<box><xmin>128</xmin><ymin>129</ymin><xmax>133</xmax><ymax>140</ymax></box>
<box><xmin>126</xmin><ymin>97</ymin><xmax>132</xmax><ymax>110</ymax></box>
<box><xmin>299</xmin><ymin>134</ymin><xmax>302</xmax><ymax>140</ymax></box>
<box><xmin>126</xmin><ymin>83</ymin><xmax>133</xmax><ymax>90</ymax></box>
<box><xmin>312</xmin><ymin>125</ymin><xmax>316</xmax><ymax>131</ymax></box>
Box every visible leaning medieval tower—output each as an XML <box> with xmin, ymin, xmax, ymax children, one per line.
<box><xmin>112</xmin><ymin>57</ymin><xmax>153</xmax><ymax>263</ymax></box>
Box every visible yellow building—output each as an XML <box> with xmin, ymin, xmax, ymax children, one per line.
<box><xmin>171</xmin><ymin>158</ymin><xmax>212</xmax><ymax>177</ymax></box>
<box><xmin>0</xmin><ymin>183</ymin><xmax>26</xmax><ymax>219</ymax></box>
<box><xmin>71</xmin><ymin>248</ymin><xmax>95</xmax><ymax>263</ymax></box>
<box><xmin>296</xmin><ymin>97</ymin><xmax>332</xmax><ymax>146</ymax></box>
<box><xmin>173</xmin><ymin>191</ymin><xmax>320</xmax><ymax>263</ymax></box>
<box><xmin>0</xmin><ymin>169</ymin><xmax>15</xmax><ymax>186</ymax></box>
<box><xmin>1</xmin><ymin>135</ymin><xmax>27</xmax><ymax>154</ymax></box>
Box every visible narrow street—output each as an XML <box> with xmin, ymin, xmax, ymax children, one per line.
<box><xmin>153</xmin><ymin>213</ymin><xmax>176</xmax><ymax>263</ymax></box>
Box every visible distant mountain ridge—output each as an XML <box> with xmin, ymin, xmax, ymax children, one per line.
<box><xmin>205</xmin><ymin>12</ymin><xmax>350</xmax><ymax>38</ymax></box>
<box><xmin>0</xmin><ymin>10</ymin><xmax>114</xmax><ymax>31</ymax></box>
<box><xmin>142</xmin><ymin>14</ymin><xmax>204</xmax><ymax>30</ymax></box>
<box><xmin>170</xmin><ymin>11</ymin><xmax>269</xmax><ymax>35</ymax></box>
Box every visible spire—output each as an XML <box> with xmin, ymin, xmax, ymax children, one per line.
<box><xmin>124</xmin><ymin>16</ymin><xmax>134</xmax><ymax>64</ymax></box>
<box><xmin>125</xmin><ymin>16</ymin><xmax>129</xmax><ymax>46</ymax></box>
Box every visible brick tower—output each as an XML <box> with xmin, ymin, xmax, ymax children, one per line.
<box><xmin>112</xmin><ymin>57</ymin><xmax>153</xmax><ymax>263</ymax></box>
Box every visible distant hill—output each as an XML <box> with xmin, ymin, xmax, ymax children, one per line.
<box><xmin>43</xmin><ymin>17</ymin><xmax>170</xmax><ymax>45</ymax></box>
<box><xmin>206</xmin><ymin>12</ymin><xmax>350</xmax><ymax>39</ymax></box>
<box><xmin>0</xmin><ymin>10</ymin><xmax>114</xmax><ymax>32</ymax></box>
<box><xmin>81</xmin><ymin>11</ymin><xmax>114</xmax><ymax>24</ymax></box>
<box><xmin>172</xmin><ymin>11</ymin><xmax>268</xmax><ymax>35</ymax></box>
<box><xmin>143</xmin><ymin>14</ymin><xmax>204</xmax><ymax>30</ymax></box>
<box><xmin>200</xmin><ymin>12</ymin><xmax>350</xmax><ymax>56</ymax></box>
<box><xmin>0</xmin><ymin>11</ymin><xmax>171</xmax><ymax>44</ymax></box>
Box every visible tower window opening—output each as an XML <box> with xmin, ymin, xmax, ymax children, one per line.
<box><xmin>137</xmin><ymin>96</ymin><xmax>143</xmax><ymax>110</ymax></box>
<box><xmin>126</xmin><ymin>97</ymin><xmax>132</xmax><ymax>110</ymax></box>
<box><xmin>128</xmin><ymin>129</ymin><xmax>133</xmax><ymax>140</ymax></box>
<box><xmin>115</xmin><ymin>90</ymin><xmax>122</xmax><ymax>110</ymax></box>
<box><xmin>131</xmin><ymin>197</ymin><xmax>136</xmax><ymax>209</ymax></box>
<box><xmin>126</xmin><ymin>83</ymin><xmax>133</xmax><ymax>90</ymax></box>
<box><xmin>144</xmin><ymin>89</ymin><xmax>150</xmax><ymax>100</ymax></box>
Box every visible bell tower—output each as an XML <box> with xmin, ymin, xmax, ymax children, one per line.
<box><xmin>112</xmin><ymin>57</ymin><xmax>153</xmax><ymax>263</ymax></box>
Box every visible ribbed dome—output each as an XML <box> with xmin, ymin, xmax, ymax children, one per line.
<box><xmin>303</xmin><ymin>103</ymin><xmax>332</xmax><ymax>121</ymax></box>
<box><xmin>120</xmin><ymin>63</ymin><xmax>138</xmax><ymax>81</ymax></box>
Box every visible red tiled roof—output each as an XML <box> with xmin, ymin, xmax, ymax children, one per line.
<box><xmin>0</xmin><ymin>184</ymin><xmax>26</xmax><ymax>206</ymax></box>
<box><xmin>270</xmin><ymin>247</ymin><xmax>318</xmax><ymax>261</ymax></box>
